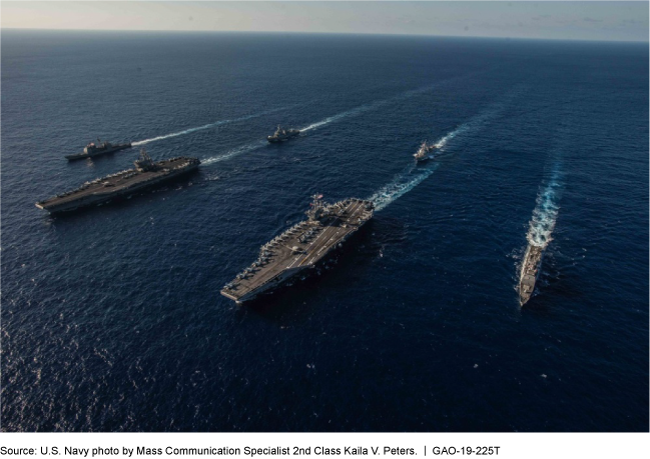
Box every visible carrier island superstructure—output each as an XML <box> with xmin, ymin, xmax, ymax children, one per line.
<box><xmin>221</xmin><ymin>195</ymin><xmax>374</xmax><ymax>304</ymax></box>
<box><xmin>36</xmin><ymin>149</ymin><xmax>200</xmax><ymax>214</ymax></box>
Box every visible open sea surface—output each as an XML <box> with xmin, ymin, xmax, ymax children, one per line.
<box><xmin>1</xmin><ymin>30</ymin><xmax>648</xmax><ymax>431</ymax></box>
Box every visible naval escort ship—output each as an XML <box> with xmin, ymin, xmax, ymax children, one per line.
<box><xmin>65</xmin><ymin>139</ymin><xmax>132</xmax><ymax>161</ymax></box>
<box><xmin>36</xmin><ymin>149</ymin><xmax>200</xmax><ymax>214</ymax></box>
<box><xmin>413</xmin><ymin>141</ymin><xmax>437</xmax><ymax>163</ymax></box>
<box><xmin>518</xmin><ymin>244</ymin><xmax>544</xmax><ymax>305</ymax></box>
<box><xmin>267</xmin><ymin>125</ymin><xmax>300</xmax><ymax>143</ymax></box>
<box><xmin>221</xmin><ymin>194</ymin><xmax>374</xmax><ymax>304</ymax></box>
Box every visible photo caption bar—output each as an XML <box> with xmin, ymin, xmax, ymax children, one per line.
<box><xmin>0</xmin><ymin>433</ymin><xmax>647</xmax><ymax>459</ymax></box>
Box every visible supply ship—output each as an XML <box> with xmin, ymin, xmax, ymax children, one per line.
<box><xmin>413</xmin><ymin>141</ymin><xmax>437</xmax><ymax>163</ymax></box>
<box><xmin>267</xmin><ymin>126</ymin><xmax>300</xmax><ymax>143</ymax></box>
<box><xmin>221</xmin><ymin>195</ymin><xmax>374</xmax><ymax>304</ymax></box>
<box><xmin>36</xmin><ymin>149</ymin><xmax>200</xmax><ymax>214</ymax></box>
<box><xmin>519</xmin><ymin>244</ymin><xmax>544</xmax><ymax>305</ymax></box>
<box><xmin>65</xmin><ymin>139</ymin><xmax>132</xmax><ymax>161</ymax></box>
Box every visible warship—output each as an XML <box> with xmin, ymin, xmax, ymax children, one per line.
<box><xmin>413</xmin><ymin>141</ymin><xmax>437</xmax><ymax>163</ymax></box>
<box><xmin>519</xmin><ymin>244</ymin><xmax>544</xmax><ymax>305</ymax></box>
<box><xmin>65</xmin><ymin>139</ymin><xmax>132</xmax><ymax>161</ymax></box>
<box><xmin>267</xmin><ymin>126</ymin><xmax>300</xmax><ymax>143</ymax></box>
<box><xmin>36</xmin><ymin>149</ymin><xmax>200</xmax><ymax>214</ymax></box>
<box><xmin>221</xmin><ymin>195</ymin><xmax>374</xmax><ymax>304</ymax></box>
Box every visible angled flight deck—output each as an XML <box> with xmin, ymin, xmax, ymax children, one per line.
<box><xmin>221</xmin><ymin>195</ymin><xmax>374</xmax><ymax>304</ymax></box>
<box><xmin>37</xmin><ymin>149</ymin><xmax>200</xmax><ymax>214</ymax></box>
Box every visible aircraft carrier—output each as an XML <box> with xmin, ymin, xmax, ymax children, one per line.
<box><xmin>36</xmin><ymin>149</ymin><xmax>200</xmax><ymax>214</ymax></box>
<box><xmin>221</xmin><ymin>195</ymin><xmax>374</xmax><ymax>304</ymax></box>
<box><xmin>519</xmin><ymin>244</ymin><xmax>544</xmax><ymax>305</ymax></box>
<box><xmin>65</xmin><ymin>139</ymin><xmax>132</xmax><ymax>161</ymax></box>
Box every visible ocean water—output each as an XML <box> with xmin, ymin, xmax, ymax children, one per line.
<box><xmin>1</xmin><ymin>30</ymin><xmax>647</xmax><ymax>432</ymax></box>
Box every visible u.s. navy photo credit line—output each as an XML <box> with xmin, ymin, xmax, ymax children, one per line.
<box><xmin>3</xmin><ymin>447</ymin><xmax>421</xmax><ymax>457</ymax></box>
<box><xmin>0</xmin><ymin>435</ymin><xmax>648</xmax><ymax>459</ymax></box>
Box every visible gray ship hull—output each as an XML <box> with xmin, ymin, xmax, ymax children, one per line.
<box><xmin>267</xmin><ymin>130</ymin><xmax>300</xmax><ymax>143</ymax></box>
<box><xmin>519</xmin><ymin>244</ymin><xmax>544</xmax><ymax>305</ymax></box>
<box><xmin>65</xmin><ymin>143</ymin><xmax>132</xmax><ymax>161</ymax></box>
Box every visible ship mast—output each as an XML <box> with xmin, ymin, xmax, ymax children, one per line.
<box><xmin>306</xmin><ymin>194</ymin><xmax>325</xmax><ymax>221</ymax></box>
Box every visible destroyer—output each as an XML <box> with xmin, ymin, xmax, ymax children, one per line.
<box><xmin>36</xmin><ymin>149</ymin><xmax>200</xmax><ymax>214</ymax></box>
<box><xmin>267</xmin><ymin>125</ymin><xmax>300</xmax><ymax>143</ymax></box>
<box><xmin>221</xmin><ymin>195</ymin><xmax>374</xmax><ymax>304</ymax></box>
<box><xmin>65</xmin><ymin>139</ymin><xmax>132</xmax><ymax>161</ymax></box>
<box><xmin>519</xmin><ymin>244</ymin><xmax>544</xmax><ymax>305</ymax></box>
<box><xmin>413</xmin><ymin>141</ymin><xmax>437</xmax><ymax>163</ymax></box>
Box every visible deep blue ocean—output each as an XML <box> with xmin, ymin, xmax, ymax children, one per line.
<box><xmin>1</xmin><ymin>30</ymin><xmax>648</xmax><ymax>432</ymax></box>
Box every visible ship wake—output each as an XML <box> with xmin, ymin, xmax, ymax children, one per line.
<box><xmin>201</xmin><ymin>141</ymin><xmax>266</xmax><ymax>165</ymax></box>
<box><xmin>132</xmin><ymin>106</ymin><xmax>289</xmax><ymax>146</ymax></box>
<box><xmin>200</xmin><ymin>83</ymin><xmax>480</xmax><ymax>166</ymax></box>
<box><xmin>526</xmin><ymin>167</ymin><xmax>562</xmax><ymax>249</ymax></box>
<box><xmin>369</xmin><ymin>163</ymin><xmax>439</xmax><ymax>212</ymax></box>
<box><xmin>300</xmin><ymin>83</ymin><xmax>451</xmax><ymax>132</ymax></box>
<box><xmin>368</xmin><ymin>100</ymin><xmax>507</xmax><ymax>211</ymax></box>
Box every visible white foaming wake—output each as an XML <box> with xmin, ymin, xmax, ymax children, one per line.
<box><xmin>367</xmin><ymin>119</ymin><xmax>474</xmax><ymax>211</ymax></box>
<box><xmin>368</xmin><ymin>164</ymin><xmax>440</xmax><ymax>212</ymax></box>
<box><xmin>367</xmin><ymin>89</ymin><xmax>523</xmax><ymax>211</ymax></box>
<box><xmin>300</xmin><ymin>83</ymin><xmax>440</xmax><ymax>132</ymax></box>
<box><xmin>301</xmin><ymin>111</ymin><xmax>355</xmax><ymax>132</ymax></box>
<box><xmin>434</xmin><ymin>124</ymin><xmax>469</xmax><ymax>148</ymax></box>
<box><xmin>201</xmin><ymin>141</ymin><xmax>266</xmax><ymax>165</ymax></box>
<box><xmin>368</xmin><ymin>121</ymin><xmax>470</xmax><ymax>211</ymax></box>
<box><xmin>201</xmin><ymin>84</ymin><xmax>457</xmax><ymax>165</ymax></box>
<box><xmin>132</xmin><ymin>107</ymin><xmax>288</xmax><ymax>146</ymax></box>
<box><xmin>527</xmin><ymin>168</ymin><xmax>562</xmax><ymax>248</ymax></box>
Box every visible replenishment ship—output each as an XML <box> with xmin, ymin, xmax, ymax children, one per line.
<box><xmin>519</xmin><ymin>244</ymin><xmax>544</xmax><ymax>305</ymax></box>
<box><xmin>413</xmin><ymin>141</ymin><xmax>437</xmax><ymax>163</ymax></box>
<box><xmin>267</xmin><ymin>126</ymin><xmax>300</xmax><ymax>143</ymax></box>
<box><xmin>36</xmin><ymin>149</ymin><xmax>200</xmax><ymax>214</ymax></box>
<box><xmin>65</xmin><ymin>139</ymin><xmax>132</xmax><ymax>161</ymax></box>
<box><xmin>221</xmin><ymin>195</ymin><xmax>374</xmax><ymax>304</ymax></box>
